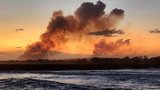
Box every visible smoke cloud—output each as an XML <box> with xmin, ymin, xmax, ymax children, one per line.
<box><xmin>110</xmin><ymin>8</ymin><xmax>124</xmax><ymax>18</ymax></box>
<box><xmin>19</xmin><ymin>1</ymin><xmax>127</xmax><ymax>60</ymax></box>
<box><xmin>88</xmin><ymin>28</ymin><xmax>124</xmax><ymax>37</ymax></box>
<box><xmin>150</xmin><ymin>28</ymin><xmax>160</xmax><ymax>33</ymax></box>
<box><xmin>75</xmin><ymin>1</ymin><xmax>106</xmax><ymax>30</ymax></box>
<box><xmin>93</xmin><ymin>39</ymin><xmax>130</xmax><ymax>55</ymax></box>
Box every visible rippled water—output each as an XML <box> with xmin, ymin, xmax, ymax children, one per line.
<box><xmin>0</xmin><ymin>69</ymin><xmax>160</xmax><ymax>90</ymax></box>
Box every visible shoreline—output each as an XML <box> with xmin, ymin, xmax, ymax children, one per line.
<box><xmin>0</xmin><ymin>64</ymin><xmax>160</xmax><ymax>71</ymax></box>
<box><xmin>0</xmin><ymin>56</ymin><xmax>160</xmax><ymax>70</ymax></box>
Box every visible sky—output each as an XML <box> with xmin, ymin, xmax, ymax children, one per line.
<box><xmin>0</xmin><ymin>0</ymin><xmax>160</xmax><ymax>60</ymax></box>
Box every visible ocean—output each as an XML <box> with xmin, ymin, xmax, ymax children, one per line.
<box><xmin>0</xmin><ymin>69</ymin><xmax>160</xmax><ymax>90</ymax></box>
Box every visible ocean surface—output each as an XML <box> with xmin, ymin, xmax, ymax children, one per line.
<box><xmin>0</xmin><ymin>69</ymin><xmax>160</xmax><ymax>90</ymax></box>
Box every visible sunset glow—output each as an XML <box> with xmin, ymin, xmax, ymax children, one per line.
<box><xmin>0</xmin><ymin>0</ymin><xmax>160</xmax><ymax>60</ymax></box>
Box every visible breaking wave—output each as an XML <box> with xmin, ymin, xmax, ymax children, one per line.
<box><xmin>0</xmin><ymin>70</ymin><xmax>160</xmax><ymax>90</ymax></box>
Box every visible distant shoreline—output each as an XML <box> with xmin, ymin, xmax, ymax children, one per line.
<box><xmin>0</xmin><ymin>64</ymin><xmax>160</xmax><ymax>71</ymax></box>
<box><xmin>0</xmin><ymin>56</ymin><xmax>160</xmax><ymax>70</ymax></box>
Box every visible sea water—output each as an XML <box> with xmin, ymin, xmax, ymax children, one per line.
<box><xmin>0</xmin><ymin>69</ymin><xmax>160</xmax><ymax>90</ymax></box>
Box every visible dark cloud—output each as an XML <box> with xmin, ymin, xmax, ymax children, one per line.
<box><xmin>47</xmin><ymin>13</ymin><xmax>70</xmax><ymax>32</ymax></box>
<box><xmin>15</xmin><ymin>28</ymin><xmax>24</xmax><ymax>32</ymax></box>
<box><xmin>75</xmin><ymin>1</ymin><xmax>106</xmax><ymax>30</ymax></box>
<box><xmin>150</xmin><ymin>28</ymin><xmax>160</xmax><ymax>33</ymax></box>
<box><xmin>110</xmin><ymin>8</ymin><xmax>124</xmax><ymax>18</ymax></box>
<box><xmin>93</xmin><ymin>39</ymin><xmax>130</xmax><ymax>55</ymax></box>
<box><xmin>19</xmin><ymin>42</ymin><xmax>51</xmax><ymax>60</ymax></box>
<box><xmin>88</xmin><ymin>28</ymin><xmax>125</xmax><ymax>37</ymax></box>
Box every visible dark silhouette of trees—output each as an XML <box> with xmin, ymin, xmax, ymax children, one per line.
<box><xmin>0</xmin><ymin>56</ymin><xmax>160</xmax><ymax>70</ymax></box>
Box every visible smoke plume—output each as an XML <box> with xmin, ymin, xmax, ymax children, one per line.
<box><xmin>150</xmin><ymin>28</ymin><xmax>160</xmax><ymax>33</ymax></box>
<box><xmin>19</xmin><ymin>1</ymin><xmax>127</xmax><ymax>60</ymax></box>
<box><xmin>93</xmin><ymin>39</ymin><xmax>130</xmax><ymax>55</ymax></box>
<box><xmin>88</xmin><ymin>28</ymin><xmax>124</xmax><ymax>37</ymax></box>
<box><xmin>75</xmin><ymin>1</ymin><xmax>106</xmax><ymax>30</ymax></box>
<box><xmin>110</xmin><ymin>8</ymin><xmax>124</xmax><ymax>18</ymax></box>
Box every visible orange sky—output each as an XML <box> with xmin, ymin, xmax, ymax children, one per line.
<box><xmin>0</xmin><ymin>0</ymin><xmax>160</xmax><ymax>60</ymax></box>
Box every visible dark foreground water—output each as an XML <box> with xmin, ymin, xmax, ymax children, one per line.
<box><xmin>0</xmin><ymin>69</ymin><xmax>160</xmax><ymax>90</ymax></box>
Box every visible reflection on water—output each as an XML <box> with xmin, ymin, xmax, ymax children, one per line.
<box><xmin>0</xmin><ymin>69</ymin><xmax>160</xmax><ymax>90</ymax></box>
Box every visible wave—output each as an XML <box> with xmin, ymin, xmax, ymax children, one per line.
<box><xmin>0</xmin><ymin>78</ymin><xmax>99</xmax><ymax>90</ymax></box>
<box><xmin>1</xmin><ymin>70</ymin><xmax>160</xmax><ymax>90</ymax></box>
<box><xmin>0</xmin><ymin>78</ymin><xmax>134</xmax><ymax>90</ymax></box>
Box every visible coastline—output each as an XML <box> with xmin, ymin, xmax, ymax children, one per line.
<box><xmin>0</xmin><ymin>56</ymin><xmax>160</xmax><ymax>70</ymax></box>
